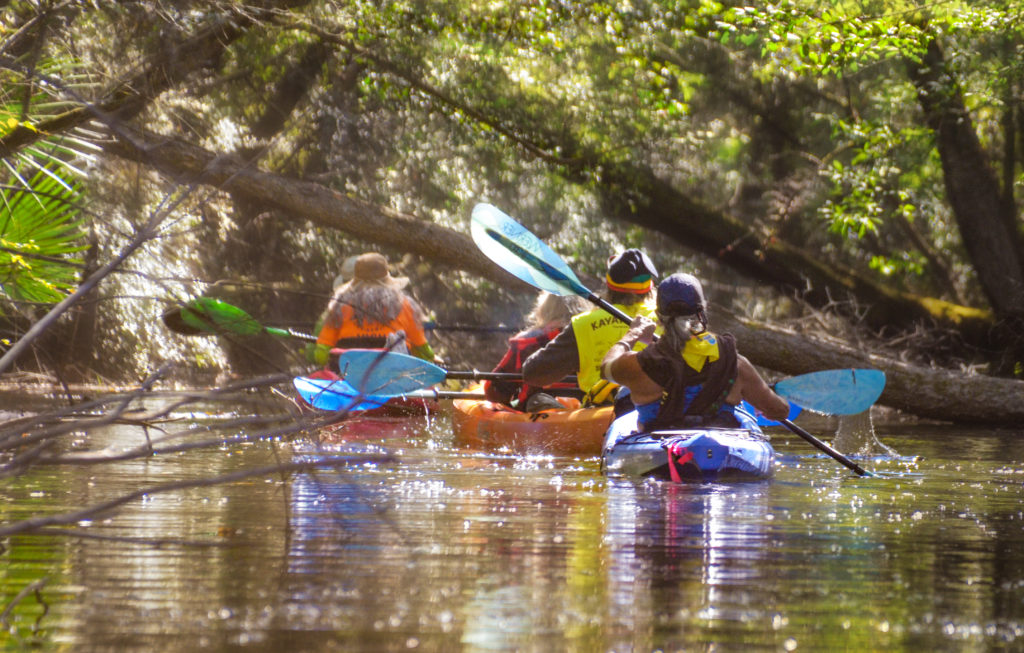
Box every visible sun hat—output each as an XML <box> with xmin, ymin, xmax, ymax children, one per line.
<box><xmin>340</xmin><ymin>252</ymin><xmax>409</xmax><ymax>290</ymax></box>
<box><xmin>606</xmin><ymin>249</ymin><xmax>657</xmax><ymax>294</ymax></box>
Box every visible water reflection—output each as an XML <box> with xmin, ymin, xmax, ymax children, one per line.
<box><xmin>4</xmin><ymin>401</ymin><xmax>1024</xmax><ymax>651</ymax></box>
<box><xmin>604</xmin><ymin>478</ymin><xmax>772</xmax><ymax>650</ymax></box>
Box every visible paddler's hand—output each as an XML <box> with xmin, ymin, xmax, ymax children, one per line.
<box><xmin>628</xmin><ymin>314</ymin><xmax>657</xmax><ymax>345</ymax></box>
<box><xmin>313</xmin><ymin>344</ymin><xmax>330</xmax><ymax>366</ymax></box>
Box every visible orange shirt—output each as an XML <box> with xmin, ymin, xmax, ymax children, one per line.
<box><xmin>316</xmin><ymin>298</ymin><xmax>427</xmax><ymax>349</ymax></box>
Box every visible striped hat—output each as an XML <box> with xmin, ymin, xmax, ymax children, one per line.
<box><xmin>606</xmin><ymin>249</ymin><xmax>657</xmax><ymax>294</ymax></box>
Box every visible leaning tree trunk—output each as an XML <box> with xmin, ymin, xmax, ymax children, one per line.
<box><xmin>103</xmin><ymin>127</ymin><xmax>526</xmax><ymax>289</ymax></box>
<box><xmin>712</xmin><ymin>306</ymin><xmax>1024</xmax><ymax>425</ymax></box>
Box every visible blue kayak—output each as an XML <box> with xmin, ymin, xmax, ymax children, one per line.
<box><xmin>601</xmin><ymin>411</ymin><xmax>775</xmax><ymax>483</ymax></box>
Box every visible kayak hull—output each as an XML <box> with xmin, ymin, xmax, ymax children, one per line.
<box><xmin>452</xmin><ymin>389</ymin><xmax>613</xmax><ymax>456</ymax></box>
<box><xmin>602</xmin><ymin>411</ymin><xmax>774</xmax><ymax>482</ymax></box>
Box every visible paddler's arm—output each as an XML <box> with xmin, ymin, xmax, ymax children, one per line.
<box><xmin>522</xmin><ymin>328</ymin><xmax>579</xmax><ymax>387</ymax></box>
<box><xmin>728</xmin><ymin>355</ymin><xmax>790</xmax><ymax>421</ymax></box>
<box><xmin>600</xmin><ymin>314</ymin><xmax>662</xmax><ymax>405</ymax></box>
<box><xmin>313</xmin><ymin>323</ymin><xmax>340</xmax><ymax>366</ymax></box>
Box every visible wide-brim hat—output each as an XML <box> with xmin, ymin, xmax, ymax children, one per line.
<box><xmin>338</xmin><ymin>252</ymin><xmax>409</xmax><ymax>291</ymax></box>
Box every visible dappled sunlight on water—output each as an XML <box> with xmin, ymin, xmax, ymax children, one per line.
<box><xmin>3</xmin><ymin>399</ymin><xmax>1024</xmax><ymax>651</ymax></box>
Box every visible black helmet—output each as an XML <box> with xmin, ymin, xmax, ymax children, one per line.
<box><xmin>656</xmin><ymin>273</ymin><xmax>706</xmax><ymax>318</ymax></box>
<box><xmin>606</xmin><ymin>249</ymin><xmax>657</xmax><ymax>294</ymax></box>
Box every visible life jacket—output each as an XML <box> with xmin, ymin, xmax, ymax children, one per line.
<box><xmin>635</xmin><ymin>331</ymin><xmax>739</xmax><ymax>431</ymax></box>
<box><xmin>570</xmin><ymin>301</ymin><xmax>657</xmax><ymax>404</ymax></box>
<box><xmin>484</xmin><ymin>326</ymin><xmax>572</xmax><ymax>406</ymax></box>
<box><xmin>316</xmin><ymin>297</ymin><xmax>427</xmax><ymax>350</ymax></box>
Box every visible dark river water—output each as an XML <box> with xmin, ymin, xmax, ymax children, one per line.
<box><xmin>2</xmin><ymin>393</ymin><xmax>1023</xmax><ymax>652</ymax></box>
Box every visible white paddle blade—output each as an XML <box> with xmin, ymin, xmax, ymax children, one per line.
<box><xmin>471</xmin><ymin>203</ymin><xmax>585</xmax><ymax>296</ymax></box>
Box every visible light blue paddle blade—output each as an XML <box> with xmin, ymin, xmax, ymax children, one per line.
<box><xmin>739</xmin><ymin>400</ymin><xmax>802</xmax><ymax>427</ymax></box>
<box><xmin>334</xmin><ymin>349</ymin><xmax>447</xmax><ymax>395</ymax></box>
<box><xmin>294</xmin><ymin>377</ymin><xmax>391</xmax><ymax>412</ymax></box>
<box><xmin>775</xmin><ymin>369</ymin><xmax>885</xmax><ymax>415</ymax></box>
<box><xmin>471</xmin><ymin>203</ymin><xmax>589</xmax><ymax>297</ymax></box>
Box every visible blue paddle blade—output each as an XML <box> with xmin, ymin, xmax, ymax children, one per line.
<box><xmin>334</xmin><ymin>349</ymin><xmax>446</xmax><ymax>395</ymax></box>
<box><xmin>739</xmin><ymin>400</ymin><xmax>802</xmax><ymax>426</ymax></box>
<box><xmin>775</xmin><ymin>368</ymin><xmax>885</xmax><ymax>415</ymax></box>
<box><xmin>471</xmin><ymin>203</ymin><xmax>588</xmax><ymax>297</ymax></box>
<box><xmin>294</xmin><ymin>377</ymin><xmax>391</xmax><ymax>412</ymax></box>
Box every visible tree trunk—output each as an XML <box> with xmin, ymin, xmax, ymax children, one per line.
<box><xmin>713</xmin><ymin>306</ymin><xmax>1024</xmax><ymax>425</ymax></box>
<box><xmin>907</xmin><ymin>38</ymin><xmax>1024</xmax><ymax>373</ymax></box>
<box><xmin>103</xmin><ymin>128</ymin><xmax>526</xmax><ymax>289</ymax></box>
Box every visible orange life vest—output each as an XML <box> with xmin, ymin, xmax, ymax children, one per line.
<box><xmin>316</xmin><ymin>298</ymin><xmax>427</xmax><ymax>350</ymax></box>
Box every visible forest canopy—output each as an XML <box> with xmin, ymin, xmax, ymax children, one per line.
<box><xmin>0</xmin><ymin>0</ymin><xmax>1022</xmax><ymax>422</ymax></box>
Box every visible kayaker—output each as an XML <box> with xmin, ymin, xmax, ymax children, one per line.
<box><xmin>483</xmin><ymin>291</ymin><xmax>587</xmax><ymax>411</ymax></box>
<box><xmin>521</xmin><ymin>248</ymin><xmax>659</xmax><ymax>415</ymax></box>
<box><xmin>313</xmin><ymin>252</ymin><xmax>442</xmax><ymax>367</ymax></box>
<box><xmin>599</xmin><ymin>272</ymin><xmax>789</xmax><ymax>430</ymax></box>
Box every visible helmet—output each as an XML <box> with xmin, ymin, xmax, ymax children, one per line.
<box><xmin>656</xmin><ymin>273</ymin><xmax>706</xmax><ymax>318</ymax></box>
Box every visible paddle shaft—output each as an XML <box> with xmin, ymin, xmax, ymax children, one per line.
<box><xmin>445</xmin><ymin>370</ymin><xmax>576</xmax><ymax>384</ymax></box>
<box><xmin>405</xmin><ymin>389</ymin><xmax>486</xmax><ymax>400</ymax></box>
<box><xmin>265</xmin><ymin>326</ymin><xmax>316</xmax><ymax>341</ymax></box>
<box><xmin>780</xmin><ymin>419</ymin><xmax>872</xmax><ymax>477</ymax></box>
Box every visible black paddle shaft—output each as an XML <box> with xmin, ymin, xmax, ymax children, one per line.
<box><xmin>781</xmin><ymin>419</ymin><xmax>872</xmax><ymax>477</ymax></box>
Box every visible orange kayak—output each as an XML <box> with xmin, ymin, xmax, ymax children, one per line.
<box><xmin>451</xmin><ymin>388</ymin><xmax>613</xmax><ymax>456</ymax></box>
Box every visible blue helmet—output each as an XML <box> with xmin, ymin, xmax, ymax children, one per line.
<box><xmin>656</xmin><ymin>273</ymin><xmax>706</xmax><ymax>318</ymax></box>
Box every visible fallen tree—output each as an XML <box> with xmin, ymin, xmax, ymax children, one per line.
<box><xmin>714</xmin><ymin>306</ymin><xmax>1024</xmax><ymax>425</ymax></box>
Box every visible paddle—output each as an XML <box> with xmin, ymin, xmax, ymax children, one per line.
<box><xmin>164</xmin><ymin>298</ymin><xmax>518</xmax><ymax>340</ymax></box>
<box><xmin>163</xmin><ymin>298</ymin><xmax>316</xmax><ymax>341</ymax></box>
<box><xmin>295</xmin><ymin>376</ymin><xmax>488</xmax><ymax>412</ymax></box>
<box><xmin>470</xmin><ymin>202</ymin><xmax>880</xmax><ymax>477</ymax></box>
<box><xmin>471</xmin><ymin>203</ymin><xmax>634</xmax><ymax>324</ymax></box>
<box><xmin>329</xmin><ymin>348</ymin><xmax>576</xmax><ymax>397</ymax></box>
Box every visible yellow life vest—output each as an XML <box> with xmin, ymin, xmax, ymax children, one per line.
<box><xmin>570</xmin><ymin>300</ymin><xmax>658</xmax><ymax>404</ymax></box>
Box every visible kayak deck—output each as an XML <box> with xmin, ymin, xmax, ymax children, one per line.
<box><xmin>602</xmin><ymin>411</ymin><xmax>774</xmax><ymax>482</ymax></box>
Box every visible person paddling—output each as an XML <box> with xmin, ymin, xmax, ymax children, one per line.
<box><xmin>313</xmin><ymin>252</ymin><xmax>441</xmax><ymax>367</ymax></box>
<box><xmin>483</xmin><ymin>291</ymin><xmax>587</xmax><ymax>411</ymax></box>
<box><xmin>600</xmin><ymin>272</ymin><xmax>789</xmax><ymax>430</ymax></box>
<box><xmin>522</xmin><ymin>249</ymin><xmax>659</xmax><ymax>415</ymax></box>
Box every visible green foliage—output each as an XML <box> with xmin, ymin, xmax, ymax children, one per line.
<box><xmin>0</xmin><ymin>166</ymin><xmax>85</xmax><ymax>306</ymax></box>
<box><xmin>0</xmin><ymin>56</ymin><xmax>92</xmax><ymax>311</ymax></box>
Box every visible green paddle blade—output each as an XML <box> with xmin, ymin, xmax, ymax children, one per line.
<box><xmin>335</xmin><ymin>349</ymin><xmax>448</xmax><ymax>395</ymax></box>
<box><xmin>775</xmin><ymin>368</ymin><xmax>885</xmax><ymax>415</ymax></box>
<box><xmin>471</xmin><ymin>203</ymin><xmax>589</xmax><ymax>297</ymax></box>
<box><xmin>176</xmin><ymin>298</ymin><xmax>263</xmax><ymax>336</ymax></box>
